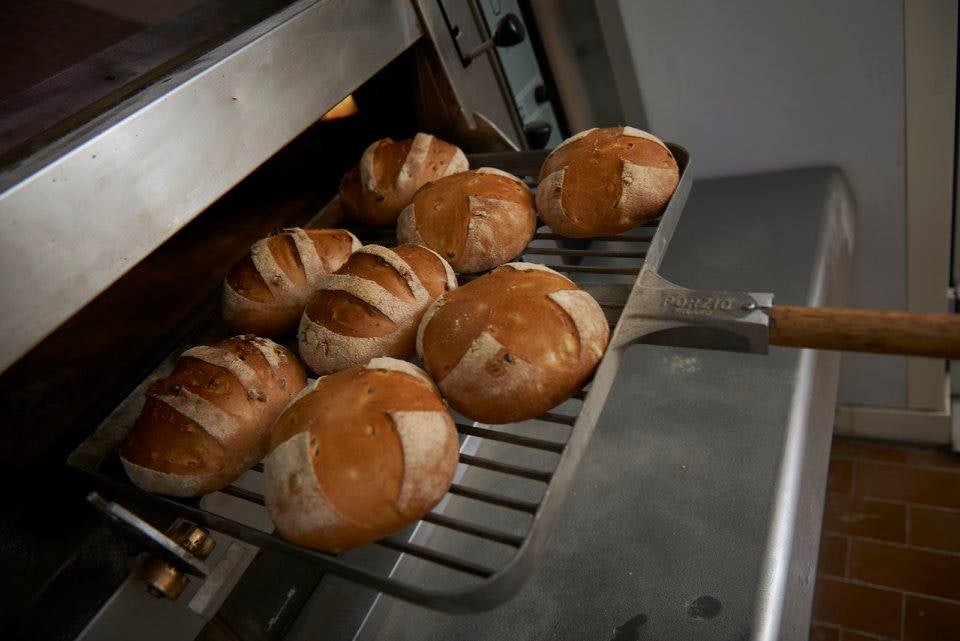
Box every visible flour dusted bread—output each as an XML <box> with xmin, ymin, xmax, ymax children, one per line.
<box><xmin>222</xmin><ymin>228</ymin><xmax>360</xmax><ymax>336</ymax></box>
<box><xmin>536</xmin><ymin>126</ymin><xmax>679</xmax><ymax>238</ymax></box>
<box><xmin>339</xmin><ymin>133</ymin><xmax>469</xmax><ymax>227</ymax></box>
<box><xmin>298</xmin><ymin>244</ymin><xmax>456</xmax><ymax>375</ymax></box>
<box><xmin>264</xmin><ymin>358</ymin><xmax>459</xmax><ymax>552</ymax></box>
<box><xmin>417</xmin><ymin>263</ymin><xmax>609</xmax><ymax>424</ymax></box>
<box><xmin>397</xmin><ymin>167</ymin><xmax>536</xmax><ymax>273</ymax></box>
<box><xmin>120</xmin><ymin>336</ymin><xmax>307</xmax><ymax>497</ymax></box>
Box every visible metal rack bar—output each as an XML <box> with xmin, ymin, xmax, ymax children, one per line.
<box><xmin>220</xmin><ymin>469</ymin><xmax>534</xmax><ymax>548</ymax></box>
<box><xmin>536</xmin><ymin>412</ymin><xmax>577</xmax><ymax>426</ymax></box>
<box><xmin>420</xmin><ymin>513</ymin><xmax>524</xmax><ymax>547</ymax></box>
<box><xmin>223</xmin><ymin>466</ymin><xmax>527</xmax><ymax>547</ymax></box>
<box><xmin>547</xmin><ymin>265</ymin><xmax>642</xmax><ymax>275</ymax></box>
<box><xmin>455</xmin><ymin>423</ymin><xmax>565</xmax><ymax>453</ymax></box>
<box><xmin>533</xmin><ymin>232</ymin><xmax>656</xmax><ymax>243</ymax></box>
<box><xmin>376</xmin><ymin>539</ymin><xmax>495</xmax><ymax>578</ymax></box>
<box><xmin>523</xmin><ymin>248</ymin><xmax>647</xmax><ymax>258</ymax></box>
<box><xmin>69</xmin><ymin>143</ymin><xmax>689</xmax><ymax>614</ymax></box>
<box><xmin>229</xmin><ymin>461</ymin><xmax>551</xmax><ymax>533</ymax></box>
<box><xmin>447</xmin><ymin>484</ymin><xmax>539</xmax><ymax>514</ymax></box>
<box><xmin>219</xmin><ymin>485</ymin><xmax>266</xmax><ymax>506</ymax></box>
<box><xmin>597</xmin><ymin>301</ymin><xmax>626</xmax><ymax>310</ymax></box>
<box><xmin>458</xmin><ymin>454</ymin><xmax>553</xmax><ymax>483</ymax></box>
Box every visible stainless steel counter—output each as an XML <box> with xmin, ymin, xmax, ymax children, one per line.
<box><xmin>293</xmin><ymin>167</ymin><xmax>854</xmax><ymax>641</ymax></box>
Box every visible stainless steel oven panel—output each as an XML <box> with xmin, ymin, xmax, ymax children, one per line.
<box><xmin>414</xmin><ymin>0</ymin><xmax>525</xmax><ymax>147</ymax></box>
<box><xmin>0</xmin><ymin>0</ymin><xmax>421</xmax><ymax>373</ymax></box>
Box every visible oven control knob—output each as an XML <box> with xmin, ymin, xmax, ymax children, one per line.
<box><xmin>534</xmin><ymin>84</ymin><xmax>550</xmax><ymax>104</ymax></box>
<box><xmin>492</xmin><ymin>13</ymin><xmax>526</xmax><ymax>48</ymax></box>
<box><xmin>462</xmin><ymin>13</ymin><xmax>526</xmax><ymax>65</ymax></box>
<box><xmin>524</xmin><ymin>120</ymin><xmax>552</xmax><ymax>150</ymax></box>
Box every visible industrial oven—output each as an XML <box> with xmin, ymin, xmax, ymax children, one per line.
<box><xmin>0</xmin><ymin>2</ymin><xmax>853</xmax><ymax>640</ymax></box>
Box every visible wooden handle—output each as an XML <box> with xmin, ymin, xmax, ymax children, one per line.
<box><xmin>768</xmin><ymin>306</ymin><xmax>960</xmax><ymax>359</ymax></box>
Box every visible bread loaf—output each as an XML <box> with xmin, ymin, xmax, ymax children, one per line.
<box><xmin>120</xmin><ymin>336</ymin><xmax>307</xmax><ymax>497</ymax></box>
<box><xmin>339</xmin><ymin>133</ymin><xmax>469</xmax><ymax>227</ymax></box>
<box><xmin>222</xmin><ymin>228</ymin><xmax>360</xmax><ymax>336</ymax></box>
<box><xmin>536</xmin><ymin>126</ymin><xmax>679</xmax><ymax>237</ymax></box>
<box><xmin>264</xmin><ymin>357</ymin><xmax>459</xmax><ymax>552</ymax></box>
<box><xmin>298</xmin><ymin>244</ymin><xmax>456</xmax><ymax>375</ymax></box>
<box><xmin>397</xmin><ymin>167</ymin><xmax>536</xmax><ymax>273</ymax></box>
<box><xmin>417</xmin><ymin>263</ymin><xmax>609</xmax><ymax>424</ymax></box>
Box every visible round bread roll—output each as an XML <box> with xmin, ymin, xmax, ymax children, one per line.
<box><xmin>417</xmin><ymin>263</ymin><xmax>609</xmax><ymax>424</ymax></box>
<box><xmin>222</xmin><ymin>228</ymin><xmax>361</xmax><ymax>336</ymax></box>
<box><xmin>397</xmin><ymin>167</ymin><xmax>536</xmax><ymax>273</ymax></box>
<box><xmin>298</xmin><ymin>244</ymin><xmax>457</xmax><ymax>375</ymax></box>
<box><xmin>264</xmin><ymin>357</ymin><xmax>459</xmax><ymax>552</ymax></box>
<box><xmin>339</xmin><ymin>133</ymin><xmax>469</xmax><ymax>227</ymax></box>
<box><xmin>120</xmin><ymin>336</ymin><xmax>308</xmax><ymax>497</ymax></box>
<box><xmin>536</xmin><ymin>126</ymin><xmax>679</xmax><ymax>238</ymax></box>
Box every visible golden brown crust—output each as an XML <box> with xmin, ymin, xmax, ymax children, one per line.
<box><xmin>536</xmin><ymin>126</ymin><xmax>679</xmax><ymax>238</ymax></box>
<box><xmin>222</xmin><ymin>228</ymin><xmax>359</xmax><ymax>336</ymax></box>
<box><xmin>417</xmin><ymin>263</ymin><xmax>609</xmax><ymax>423</ymax></box>
<box><xmin>397</xmin><ymin>168</ymin><xmax>536</xmax><ymax>273</ymax></box>
<box><xmin>264</xmin><ymin>359</ymin><xmax>458</xmax><ymax>552</ymax></box>
<box><xmin>338</xmin><ymin>134</ymin><xmax>469</xmax><ymax>227</ymax></box>
<box><xmin>298</xmin><ymin>245</ymin><xmax>456</xmax><ymax>374</ymax></box>
<box><xmin>392</xmin><ymin>244</ymin><xmax>456</xmax><ymax>298</ymax></box>
<box><xmin>306</xmin><ymin>291</ymin><xmax>397</xmax><ymax>338</ymax></box>
<box><xmin>120</xmin><ymin>336</ymin><xmax>307</xmax><ymax>496</ymax></box>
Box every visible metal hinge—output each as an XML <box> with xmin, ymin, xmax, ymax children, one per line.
<box><xmin>87</xmin><ymin>492</ymin><xmax>214</xmax><ymax>600</ymax></box>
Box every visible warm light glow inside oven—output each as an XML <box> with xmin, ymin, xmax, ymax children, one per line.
<box><xmin>320</xmin><ymin>94</ymin><xmax>358</xmax><ymax>120</ymax></box>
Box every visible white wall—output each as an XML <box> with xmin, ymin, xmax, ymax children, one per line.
<box><xmin>599</xmin><ymin>0</ymin><xmax>908</xmax><ymax>407</ymax></box>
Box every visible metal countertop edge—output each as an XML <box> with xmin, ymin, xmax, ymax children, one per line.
<box><xmin>750</xmin><ymin>172</ymin><xmax>856</xmax><ymax>641</ymax></box>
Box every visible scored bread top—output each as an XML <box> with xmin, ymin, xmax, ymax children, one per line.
<box><xmin>120</xmin><ymin>336</ymin><xmax>307</xmax><ymax>495</ymax></box>
<box><xmin>339</xmin><ymin>133</ymin><xmax>469</xmax><ymax>227</ymax></box>
<box><xmin>298</xmin><ymin>244</ymin><xmax>456</xmax><ymax>374</ymax></box>
<box><xmin>418</xmin><ymin>264</ymin><xmax>593</xmax><ymax>380</ymax></box>
<box><xmin>417</xmin><ymin>263</ymin><xmax>609</xmax><ymax>424</ymax></box>
<box><xmin>222</xmin><ymin>228</ymin><xmax>360</xmax><ymax>336</ymax></box>
<box><xmin>265</xmin><ymin>358</ymin><xmax>458</xmax><ymax>551</ymax></box>
<box><xmin>536</xmin><ymin>126</ymin><xmax>678</xmax><ymax>238</ymax></box>
<box><xmin>397</xmin><ymin>167</ymin><xmax>536</xmax><ymax>273</ymax></box>
<box><xmin>224</xmin><ymin>228</ymin><xmax>360</xmax><ymax>307</ymax></box>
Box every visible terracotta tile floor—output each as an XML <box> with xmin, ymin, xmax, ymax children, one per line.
<box><xmin>810</xmin><ymin>436</ymin><xmax>960</xmax><ymax>641</ymax></box>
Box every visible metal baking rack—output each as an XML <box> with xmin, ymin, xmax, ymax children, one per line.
<box><xmin>69</xmin><ymin>145</ymin><xmax>690</xmax><ymax>613</ymax></box>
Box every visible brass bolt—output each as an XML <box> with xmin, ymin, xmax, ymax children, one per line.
<box><xmin>139</xmin><ymin>522</ymin><xmax>214</xmax><ymax>601</ymax></box>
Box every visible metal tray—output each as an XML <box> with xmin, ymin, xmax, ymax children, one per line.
<box><xmin>68</xmin><ymin>144</ymin><xmax>691</xmax><ymax>613</ymax></box>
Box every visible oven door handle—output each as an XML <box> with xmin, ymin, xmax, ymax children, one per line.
<box><xmin>766</xmin><ymin>305</ymin><xmax>960</xmax><ymax>359</ymax></box>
